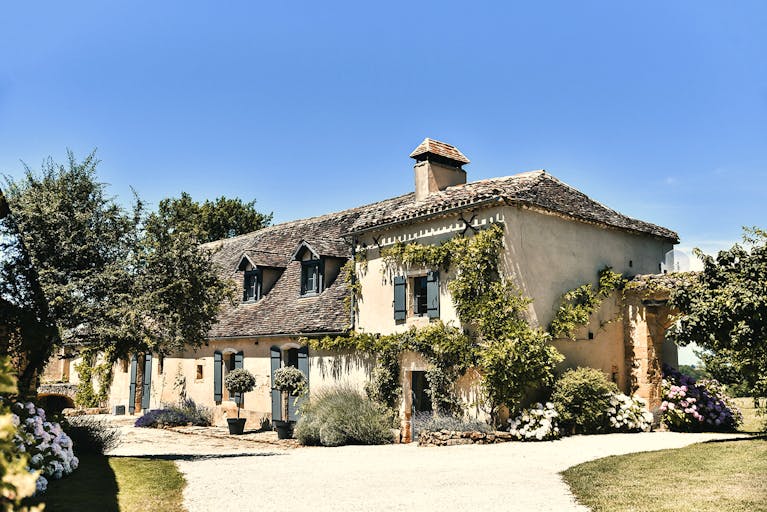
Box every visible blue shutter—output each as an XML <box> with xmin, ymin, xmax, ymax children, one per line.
<box><xmin>393</xmin><ymin>276</ymin><xmax>406</xmax><ymax>321</ymax></box>
<box><xmin>289</xmin><ymin>345</ymin><xmax>309</xmax><ymax>422</ymax></box>
<box><xmin>128</xmin><ymin>355</ymin><xmax>137</xmax><ymax>414</ymax></box>
<box><xmin>141</xmin><ymin>353</ymin><xmax>152</xmax><ymax>410</ymax></box>
<box><xmin>233</xmin><ymin>351</ymin><xmax>244</xmax><ymax>405</ymax></box>
<box><xmin>427</xmin><ymin>270</ymin><xmax>440</xmax><ymax>319</ymax></box>
<box><xmin>213</xmin><ymin>351</ymin><xmax>222</xmax><ymax>402</ymax></box>
<box><xmin>270</xmin><ymin>346</ymin><xmax>281</xmax><ymax>422</ymax></box>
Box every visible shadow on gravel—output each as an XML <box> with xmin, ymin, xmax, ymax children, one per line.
<box><xmin>110</xmin><ymin>452</ymin><xmax>286</xmax><ymax>461</ymax></box>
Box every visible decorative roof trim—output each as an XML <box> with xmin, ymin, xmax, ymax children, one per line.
<box><xmin>291</xmin><ymin>240</ymin><xmax>320</xmax><ymax>261</ymax></box>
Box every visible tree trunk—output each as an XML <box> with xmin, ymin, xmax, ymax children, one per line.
<box><xmin>134</xmin><ymin>354</ymin><xmax>145</xmax><ymax>414</ymax></box>
<box><xmin>281</xmin><ymin>390</ymin><xmax>289</xmax><ymax>422</ymax></box>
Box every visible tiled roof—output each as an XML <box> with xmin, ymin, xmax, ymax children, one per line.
<box><xmin>203</xmin><ymin>195</ymin><xmax>406</xmax><ymax>339</ymax></box>
<box><xmin>349</xmin><ymin>170</ymin><xmax>679</xmax><ymax>242</ymax></box>
<box><xmin>203</xmin><ymin>169</ymin><xmax>678</xmax><ymax>339</ymax></box>
<box><xmin>239</xmin><ymin>250</ymin><xmax>287</xmax><ymax>269</ymax></box>
<box><xmin>409</xmin><ymin>138</ymin><xmax>471</xmax><ymax>164</ymax></box>
<box><xmin>294</xmin><ymin>238</ymin><xmax>351</xmax><ymax>259</ymax></box>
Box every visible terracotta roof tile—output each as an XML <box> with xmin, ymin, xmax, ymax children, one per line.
<box><xmin>409</xmin><ymin>138</ymin><xmax>470</xmax><ymax>164</ymax></box>
<box><xmin>203</xmin><ymin>169</ymin><xmax>678</xmax><ymax>339</ymax></box>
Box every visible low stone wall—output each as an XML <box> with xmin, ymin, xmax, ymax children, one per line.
<box><xmin>418</xmin><ymin>429</ymin><xmax>515</xmax><ymax>446</ymax></box>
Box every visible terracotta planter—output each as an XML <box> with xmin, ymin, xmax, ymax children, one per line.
<box><xmin>227</xmin><ymin>418</ymin><xmax>246</xmax><ymax>435</ymax></box>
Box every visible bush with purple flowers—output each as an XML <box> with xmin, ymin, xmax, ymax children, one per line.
<box><xmin>2</xmin><ymin>399</ymin><xmax>79</xmax><ymax>495</ymax></box>
<box><xmin>660</xmin><ymin>364</ymin><xmax>742</xmax><ymax>432</ymax></box>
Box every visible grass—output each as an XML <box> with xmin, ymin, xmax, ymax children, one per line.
<box><xmin>562</xmin><ymin>438</ymin><xmax>767</xmax><ymax>512</ymax></box>
<box><xmin>28</xmin><ymin>453</ymin><xmax>186</xmax><ymax>512</ymax></box>
<box><xmin>732</xmin><ymin>397</ymin><xmax>766</xmax><ymax>433</ymax></box>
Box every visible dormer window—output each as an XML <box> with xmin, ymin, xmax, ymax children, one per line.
<box><xmin>301</xmin><ymin>260</ymin><xmax>321</xmax><ymax>296</ymax></box>
<box><xmin>243</xmin><ymin>269</ymin><xmax>262</xmax><ymax>302</ymax></box>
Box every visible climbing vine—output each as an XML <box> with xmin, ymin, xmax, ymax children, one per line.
<box><xmin>549</xmin><ymin>267</ymin><xmax>626</xmax><ymax>340</ymax></box>
<box><xmin>74</xmin><ymin>347</ymin><xmax>115</xmax><ymax>408</ymax></box>
<box><xmin>315</xmin><ymin>224</ymin><xmax>563</xmax><ymax>423</ymax></box>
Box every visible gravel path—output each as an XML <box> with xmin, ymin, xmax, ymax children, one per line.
<box><xmin>104</xmin><ymin>421</ymin><xmax>744</xmax><ymax>512</ymax></box>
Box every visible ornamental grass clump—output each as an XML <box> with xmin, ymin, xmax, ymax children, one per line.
<box><xmin>660</xmin><ymin>364</ymin><xmax>742</xmax><ymax>432</ymax></box>
<box><xmin>134</xmin><ymin>398</ymin><xmax>211</xmax><ymax>428</ymax></box>
<box><xmin>294</xmin><ymin>385</ymin><xmax>394</xmax><ymax>446</ymax></box>
<box><xmin>606</xmin><ymin>393</ymin><xmax>653</xmax><ymax>432</ymax></box>
<box><xmin>552</xmin><ymin>367</ymin><xmax>618</xmax><ymax>435</ymax></box>
<box><xmin>4</xmin><ymin>399</ymin><xmax>78</xmax><ymax>495</ymax></box>
<box><xmin>508</xmin><ymin>402</ymin><xmax>561</xmax><ymax>441</ymax></box>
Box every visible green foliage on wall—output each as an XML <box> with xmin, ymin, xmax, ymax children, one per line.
<box><xmin>549</xmin><ymin>267</ymin><xmax>626</xmax><ymax>340</ymax></box>
<box><xmin>74</xmin><ymin>348</ymin><xmax>114</xmax><ymax>408</ymax></box>
<box><xmin>315</xmin><ymin>224</ymin><xmax>564</xmax><ymax>422</ymax></box>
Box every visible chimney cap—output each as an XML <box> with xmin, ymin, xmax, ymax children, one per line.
<box><xmin>409</xmin><ymin>138</ymin><xmax>470</xmax><ymax>165</ymax></box>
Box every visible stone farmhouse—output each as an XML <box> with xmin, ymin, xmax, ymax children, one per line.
<box><xmin>41</xmin><ymin>138</ymin><xmax>680</xmax><ymax>437</ymax></box>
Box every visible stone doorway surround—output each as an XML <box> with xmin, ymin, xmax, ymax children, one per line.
<box><xmin>622</xmin><ymin>273</ymin><xmax>694</xmax><ymax>409</ymax></box>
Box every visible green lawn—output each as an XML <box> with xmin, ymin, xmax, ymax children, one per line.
<box><xmin>28</xmin><ymin>453</ymin><xmax>186</xmax><ymax>512</ymax></box>
<box><xmin>733</xmin><ymin>397</ymin><xmax>766</xmax><ymax>433</ymax></box>
<box><xmin>562</xmin><ymin>438</ymin><xmax>767</xmax><ymax>512</ymax></box>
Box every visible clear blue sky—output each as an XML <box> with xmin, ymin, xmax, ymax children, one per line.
<box><xmin>2</xmin><ymin>2</ymin><xmax>765</xmax><ymax>363</ymax></box>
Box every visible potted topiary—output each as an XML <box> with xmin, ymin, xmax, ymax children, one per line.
<box><xmin>224</xmin><ymin>368</ymin><xmax>256</xmax><ymax>435</ymax></box>
<box><xmin>272</xmin><ymin>366</ymin><xmax>307</xmax><ymax>439</ymax></box>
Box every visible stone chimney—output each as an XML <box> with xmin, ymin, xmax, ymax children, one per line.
<box><xmin>409</xmin><ymin>138</ymin><xmax>469</xmax><ymax>201</ymax></box>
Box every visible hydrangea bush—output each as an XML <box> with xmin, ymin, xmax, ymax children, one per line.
<box><xmin>508</xmin><ymin>402</ymin><xmax>561</xmax><ymax>441</ymax></box>
<box><xmin>606</xmin><ymin>393</ymin><xmax>653</xmax><ymax>432</ymax></box>
<box><xmin>660</xmin><ymin>364</ymin><xmax>742</xmax><ymax>432</ymax></box>
<box><xmin>4</xmin><ymin>400</ymin><xmax>78</xmax><ymax>494</ymax></box>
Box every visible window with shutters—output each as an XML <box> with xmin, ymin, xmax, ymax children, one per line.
<box><xmin>393</xmin><ymin>271</ymin><xmax>440</xmax><ymax>322</ymax></box>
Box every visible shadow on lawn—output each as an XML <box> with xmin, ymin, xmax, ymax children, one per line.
<box><xmin>702</xmin><ymin>434</ymin><xmax>767</xmax><ymax>444</ymax></box>
<box><xmin>110</xmin><ymin>451</ymin><xmax>285</xmax><ymax>462</ymax></box>
<box><xmin>26</xmin><ymin>452</ymin><xmax>119</xmax><ymax>512</ymax></box>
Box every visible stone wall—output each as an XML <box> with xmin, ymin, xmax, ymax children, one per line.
<box><xmin>418</xmin><ymin>429</ymin><xmax>515</xmax><ymax>446</ymax></box>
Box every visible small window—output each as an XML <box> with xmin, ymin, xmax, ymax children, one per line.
<box><xmin>243</xmin><ymin>269</ymin><xmax>261</xmax><ymax>302</ymax></box>
<box><xmin>301</xmin><ymin>260</ymin><xmax>320</xmax><ymax>295</ymax></box>
<box><xmin>413</xmin><ymin>276</ymin><xmax>428</xmax><ymax>316</ymax></box>
<box><xmin>196</xmin><ymin>364</ymin><xmax>204</xmax><ymax>380</ymax></box>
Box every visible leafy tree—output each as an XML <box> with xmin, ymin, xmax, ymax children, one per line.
<box><xmin>667</xmin><ymin>227</ymin><xmax>767</xmax><ymax>402</ymax></box>
<box><xmin>145</xmin><ymin>192</ymin><xmax>271</xmax><ymax>244</ymax></box>
<box><xmin>1</xmin><ymin>151</ymin><xmax>233</xmax><ymax>398</ymax></box>
<box><xmin>677</xmin><ymin>363</ymin><xmax>710</xmax><ymax>382</ymax></box>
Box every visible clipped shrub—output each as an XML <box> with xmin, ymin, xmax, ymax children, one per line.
<box><xmin>660</xmin><ymin>364</ymin><xmax>742</xmax><ymax>432</ymax></box>
<box><xmin>64</xmin><ymin>416</ymin><xmax>122</xmax><ymax>455</ymax></box>
<box><xmin>606</xmin><ymin>394</ymin><xmax>653</xmax><ymax>432</ymax></box>
<box><xmin>413</xmin><ymin>412</ymin><xmax>492</xmax><ymax>437</ymax></box>
<box><xmin>508</xmin><ymin>402</ymin><xmax>561</xmax><ymax>441</ymax></box>
<box><xmin>134</xmin><ymin>398</ymin><xmax>211</xmax><ymax>428</ymax></box>
<box><xmin>272</xmin><ymin>366</ymin><xmax>306</xmax><ymax>396</ymax></box>
<box><xmin>552</xmin><ymin>367</ymin><xmax>618</xmax><ymax>434</ymax></box>
<box><xmin>294</xmin><ymin>385</ymin><xmax>395</xmax><ymax>446</ymax></box>
<box><xmin>6</xmin><ymin>400</ymin><xmax>78</xmax><ymax>494</ymax></box>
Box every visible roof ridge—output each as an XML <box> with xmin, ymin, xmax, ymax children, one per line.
<box><xmin>202</xmin><ymin>191</ymin><xmax>416</xmax><ymax>248</ymax></box>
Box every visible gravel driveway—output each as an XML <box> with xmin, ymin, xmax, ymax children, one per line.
<box><xmin>106</xmin><ymin>420</ymin><xmax>743</xmax><ymax>512</ymax></box>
